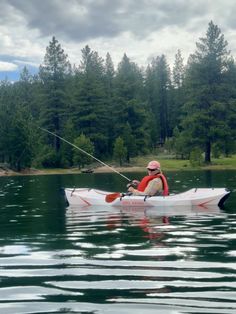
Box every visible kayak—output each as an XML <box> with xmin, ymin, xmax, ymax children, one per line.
<box><xmin>64</xmin><ymin>188</ymin><xmax>230</xmax><ymax>207</ymax></box>
<box><xmin>64</xmin><ymin>187</ymin><xmax>230</xmax><ymax>208</ymax></box>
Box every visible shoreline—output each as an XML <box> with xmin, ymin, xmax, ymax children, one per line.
<box><xmin>1</xmin><ymin>164</ymin><xmax>236</xmax><ymax>177</ymax></box>
<box><xmin>0</xmin><ymin>166</ymin><xmax>146</xmax><ymax>177</ymax></box>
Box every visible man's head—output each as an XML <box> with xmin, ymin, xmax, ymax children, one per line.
<box><xmin>146</xmin><ymin>160</ymin><xmax>161</xmax><ymax>174</ymax></box>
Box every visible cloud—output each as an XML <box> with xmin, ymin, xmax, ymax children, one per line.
<box><xmin>13</xmin><ymin>59</ymin><xmax>39</xmax><ymax>68</ymax></box>
<box><xmin>0</xmin><ymin>61</ymin><xmax>18</xmax><ymax>71</ymax></box>
<box><xmin>8</xmin><ymin>0</ymin><xmax>236</xmax><ymax>42</ymax></box>
<box><xmin>0</xmin><ymin>0</ymin><xmax>236</xmax><ymax>80</ymax></box>
<box><xmin>5</xmin><ymin>0</ymin><xmax>207</xmax><ymax>42</ymax></box>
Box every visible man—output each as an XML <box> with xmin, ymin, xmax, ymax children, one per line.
<box><xmin>127</xmin><ymin>160</ymin><xmax>169</xmax><ymax>196</ymax></box>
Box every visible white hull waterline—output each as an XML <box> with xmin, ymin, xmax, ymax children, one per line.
<box><xmin>64</xmin><ymin>188</ymin><xmax>230</xmax><ymax>208</ymax></box>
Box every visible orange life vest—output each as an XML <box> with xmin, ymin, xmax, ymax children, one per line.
<box><xmin>137</xmin><ymin>173</ymin><xmax>169</xmax><ymax>196</ymax></box>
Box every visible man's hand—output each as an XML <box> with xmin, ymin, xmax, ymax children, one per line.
<box><xmin>126</xmin><ymin>180</ymin><xmax>140</xmax><ymax>189</ymax></box>
<box><xmin>127</xmin><ymin>186</ymin><xmax>136</xmax><ymax>193</ymax></box>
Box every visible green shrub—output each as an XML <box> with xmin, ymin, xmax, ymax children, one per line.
<box><xmin>189</xmin><ymin>148</ymin><xmax>204</xmax><ymax>167</ymax></box>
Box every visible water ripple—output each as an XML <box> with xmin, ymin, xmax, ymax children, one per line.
<box><xmin>0</xmin><ymin>173</ymin><xmax>236</xmax><ymax>313</ymax></box>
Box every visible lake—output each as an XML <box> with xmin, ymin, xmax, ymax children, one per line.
<box><xmin>0</xmin><ymin>170</ymin><xmax>236</xmax><ymax>314</ymax></box>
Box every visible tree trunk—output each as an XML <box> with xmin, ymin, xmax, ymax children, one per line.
<box><xmin>205</xmin><ymin>141</ymin><xmax>211</xmax><ymax>163</ymax></box>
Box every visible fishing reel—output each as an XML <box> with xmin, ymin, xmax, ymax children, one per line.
<box><xmin>126</xmin><ymin>180</ymin><xmax>140</xmax><ymax>189</ymax></box>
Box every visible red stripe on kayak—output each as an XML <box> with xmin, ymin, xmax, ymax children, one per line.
<box><xmin>79</xmin><ymin>196</ymin><xmax>91</xmax><ymax>206</ymax></box>
<box><xmin>198</xmin><ymin>199</ymin><xmax>216</xmax><ymax>207</ymax></box>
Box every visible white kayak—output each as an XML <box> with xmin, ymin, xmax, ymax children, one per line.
<box><xmin>64</xmin><ymin>187</ymin><xmax>230</xmax><ymax>208</ymax></box>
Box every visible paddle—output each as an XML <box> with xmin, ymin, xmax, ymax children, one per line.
<box><xmin>105</xmin><ymin>192</ymin><xmax>133</xmax><ymax>203</ymax></box>
<box><xmin>105</xmin><ymin>192</ymin><xmax>121</xmax><ymax>203</ymax></box>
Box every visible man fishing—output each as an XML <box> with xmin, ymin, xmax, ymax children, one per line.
<box><xmin>127</xmin><ymin>160</ymin><xmax>169</xmax><ymax>196</ymax></box>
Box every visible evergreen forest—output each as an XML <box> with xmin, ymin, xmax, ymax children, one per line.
<box><xmin>0</xmin><ymin>21</ymin><xmax>236</xmax><ymax>171</ymax></box>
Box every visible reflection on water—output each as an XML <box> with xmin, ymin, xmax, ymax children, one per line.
<box><xmin>0</xmin><ymin>171</ymin><xmax>235</xmax><ymax>313</ymax></box>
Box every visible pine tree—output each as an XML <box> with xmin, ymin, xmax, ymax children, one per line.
<box><xmin>0</xmin><ymin>79</ymin><xmax>34</xmax><ymax>170</ymax></box>
<box><xmin>39</xmin><ymin>36</ymin><xmax>71</xmax><ymax>165</ymax></box>
<box><xmin>104</xmin><ymin>53</ymin><xmax>116</xmax><ymax>155</ymax></box>
<box><xmin>105</xmin><ymin>52</ymin><xmax>115</xmax><ymax>97</ymax></box>
<box><xmin>113</xmin><ymin>137</ymin><xmax>127</xmax><ymax>166</ymax></box>
<box><xmin>145</xmin><ymin>55</ymin><xmax>171</xmax><ymax>144</ymax></box>
<box><xmin>113</xmin><ymin>54</ymin><xmax>151</xmax><ymax>155</ymax></box>
<box><xmin>181</xmin><ymin>21</ymin><xmax>233</xmax><ymax>163</ymax></box>
<box><xmin>73</xmin><ymin>133</ymin><xmax>94</xmax><ymax>168</ymax></box>
<box><xmin>72</xmin><ymin>45</ymin><xmax>109</xmax><ymax>157</ymax></box>
<box><xmin>172</xmin><ymin>50</ymin><xmax>185</xmax><ymax>89</ymax></box>
<box><xmin>170</xmin><ymin>50</ymin><xmax>186</xmax><ymax>132</ymax></box>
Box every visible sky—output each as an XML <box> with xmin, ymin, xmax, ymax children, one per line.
<box><xmin>1</xmin><ymin>0</ymin><xmax>236</xmax><ymax>81</ymax></box>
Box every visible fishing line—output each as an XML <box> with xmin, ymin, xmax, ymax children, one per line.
<box><xmin>39</xmin><ymin>127</ymin><xmax>131</xmax><ymax>182</ymax></box>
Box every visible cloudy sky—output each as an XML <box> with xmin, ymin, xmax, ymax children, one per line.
<box><xmin>1</xmin><ymin>0</ymin><xmax>236</xmax><ymax>80</ymax></box>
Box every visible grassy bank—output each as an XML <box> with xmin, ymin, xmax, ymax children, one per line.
<box><xmin>131</xmin><ymin>154</ymin><xmax>236</xmax><ymax>171</ymax></box>
<box><xmin>1</xmin><ymin>155</ymin><xmax>236</xmax><ymax>176</ymax></box>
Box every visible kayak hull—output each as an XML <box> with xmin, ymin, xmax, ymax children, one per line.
<box><xmin>64</xmin><ymin>188</ymin><xmax>230</xmax><ymax>208</ymax></box>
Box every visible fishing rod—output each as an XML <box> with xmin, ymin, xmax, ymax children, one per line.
<box><xmin>39</xmin><ymin>127</ymin><xmax>131</xmax><ymax>182</ymax></box>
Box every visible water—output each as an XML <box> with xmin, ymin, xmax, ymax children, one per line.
<box><xmin>0</xmin><ymin>170</ymin><xmax>236</xmax><ymax>314</ymax></box>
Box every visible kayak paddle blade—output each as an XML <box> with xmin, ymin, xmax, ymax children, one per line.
<box><xmin>105</xmin><ymin>193</ymin><xmax>121</xmax><ymax>203</ymax></box>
